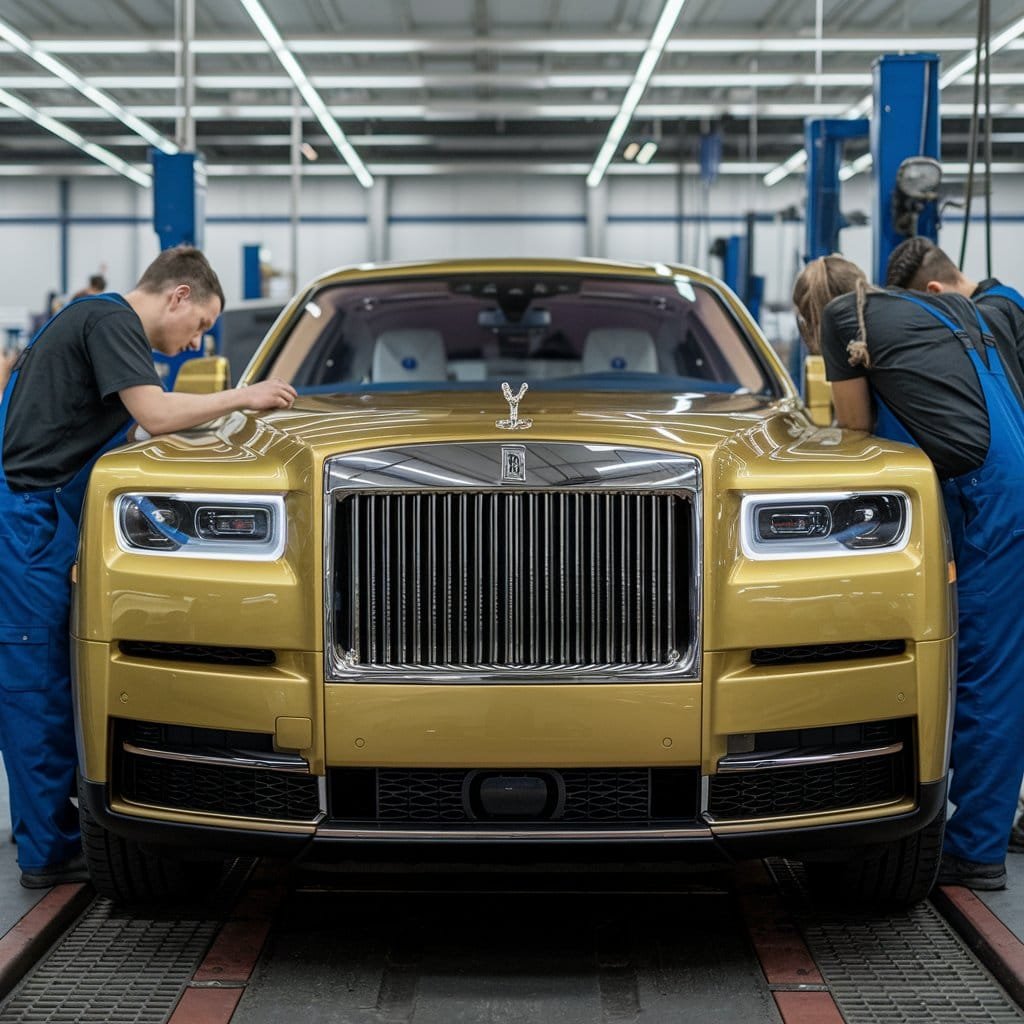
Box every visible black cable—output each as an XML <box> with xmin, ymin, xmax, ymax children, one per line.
<box><xmin>982</xmin><ymin>0</ymin><xmax>993</xmax><ymax>278</ymax></box>
<box><xmin>959</xmin><ymin>0</ymin><xmax>985</xmax><ymax>270</ymax></box>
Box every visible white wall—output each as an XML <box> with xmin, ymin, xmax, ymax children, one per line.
<box><xmin>2</xmin><ymin>169</ymin><xmax>1023</xmax><ymax>338</ymax></box>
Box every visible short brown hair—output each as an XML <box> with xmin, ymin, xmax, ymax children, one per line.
<box><xmin>885</xmin><ymin>237</ymin><xmax>960</xmax><ymax>291</ymax></box>
<box><xmin>136</xmin><ymin>245</ymin><xmax>226</xmax><ymax>310</ymax></box>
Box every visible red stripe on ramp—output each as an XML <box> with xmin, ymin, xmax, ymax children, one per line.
<box><xmin>774</xmin><ymin>990</ymin><xmax>845</xmax><ymax>1023</ymax></box>
<box><xmin>167</xmin><ymin>987</ymin><xmax>242</xmax><ymax>1024</ymax></box>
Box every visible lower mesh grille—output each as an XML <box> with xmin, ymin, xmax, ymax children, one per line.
<box><xmin>329</xmin><ymin>767</ymin><xmax>699</xmax><ymax>826</ymax></box>
<box><xmin>119</xmin><ymin>750</ymin><xmax>320</xmax><ymax>822</ymax></box>
<box><xmin>707</xmin><ymin>754</ymin><xmax>907</xmax><ymax>820</ymax></box>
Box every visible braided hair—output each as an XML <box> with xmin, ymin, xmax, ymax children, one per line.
<box><xmin>886</xmin><ymin>237</ymin><xmax>961</xmax><ymax>291</ymax></box>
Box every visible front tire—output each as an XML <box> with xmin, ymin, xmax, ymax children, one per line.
<box><xmin>79</xmin><ymin>780</ymin><xmax>227</xmax><ymax>906</ymax></box>
<box><xmin>803</xmin><ymin>804</ymin><xmax>946</xmax><ymax>908</ymax></box>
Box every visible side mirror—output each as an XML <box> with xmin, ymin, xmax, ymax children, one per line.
<box><xmin>173</xmin><ymin>356</ymin><xmax>230</xmax><ymax>394</ymax></box>
<box><xmin>803</xmin><ymin>355</ymin><xmax>833</xmax><ymax>427</ymax></box>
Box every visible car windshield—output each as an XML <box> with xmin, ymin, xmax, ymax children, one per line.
<box><xmin>258</xmin><ymin>272</ymin><xmax>778</xmax><ymax>396</ymax></box>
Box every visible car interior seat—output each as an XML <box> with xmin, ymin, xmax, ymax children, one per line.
<box><xmin>371</xmin><ymin>328</ymin><xmax>447</xmax><ymax>382</ymax></box>
<box><xmin>581</xmin><ymin>327</ymin><xmax>659</xmax><ymax>375</ymax></box>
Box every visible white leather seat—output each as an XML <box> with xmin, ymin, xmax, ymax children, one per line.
<box><xmin>371</xmin><ymin>329</ymin><xmax>447</xmax><ymax>382</ymax></box>
<box><xmin>581</xmin><ymin>327</ymin><xmax>658</xmax><ymax>375</ymax></box>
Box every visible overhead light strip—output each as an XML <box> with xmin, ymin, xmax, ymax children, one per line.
<box><xmin>7</xmin><ymin>100</ymin><xmax>1024</xmax><ymax>123</ymax></box>
<box><xmin>5</xmin><ymin>34</ymin><xmax>1010</xmax><ymax>57</ymax></box>
<box><xmin>0</xmin><ymin>87</ymin><xmax>150</xmax><ymax>186</ymax></box>
<box><xmin>764</xmin><ymin>13</ymin><xmax>1024</xmax><ymax>187</ymax></box>
<box><xmin>11</xmin><ymin>68</ymin><xmax>1024</xmax><ymax>93</ymax></box>
<box><xmin>236</xmin><ymin>0</ymin><xmax>372</xmax><ymax>188</ymax></box>
<box><xmin>586</xmin><ymin>0</ymin><xmax>687</xmax><ymax>188</ymax></box>
<box><xmin>0</xmin><ymin>18</ymin><xmax>177</xmax><ymax>155</ymax></box>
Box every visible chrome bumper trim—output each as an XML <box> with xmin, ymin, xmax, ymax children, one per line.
<box><xmin>121</xmin><ymin>741</ymin><xmax>310</xmax><ymax>774</ymax></box>
<box><xmin>314</xmin><ymin>825</ymin><xmax>713</xmax><ymax>840</ymax></box>
<box><xmin>716</xmin><ymin>741</ymin><xmax>904</xmax><ymax>774</ymax></box>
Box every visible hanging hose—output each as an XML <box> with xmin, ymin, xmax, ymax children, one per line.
<box><xmin>982</xmin><ymin>0</ymin><xmax>993</xmax><ymax>278</ymax></box>
<box><xmin>958</xmin><ymin>0</ymin><xmax>985</xmax><ymax>270</ymax></box>
<box><xmin>960</xmin><ymin>0</ymin><xmax>994</xmax><ymax>275</ymax></box>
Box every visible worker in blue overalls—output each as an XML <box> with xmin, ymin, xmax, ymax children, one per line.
<box><xmin>0</xmin><ymin>245</ymin><xmax>296</xmax><ymax>888</ymax></box>
<box><xmin>887</xmin><ymin>237</ymin><xmax>1024</xmax><ymax>859</ymax></box>
<box><xmin>887</xmin><ymin>236</ymin><xmax>1024</xmax><ymax>396</ymax></box>
<box><xmin>793</xmin><ymin>254</ymin><xmax>1024</xmax><ymax>891</ymax></box>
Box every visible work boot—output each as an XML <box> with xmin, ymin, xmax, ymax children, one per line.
<box><xmin>937</xmin><ymin>853</ymin><xmax>1007</xmax><ymax>891</ymax></box>
<box><xmin>1010</xmin><ymin>821</ymin><xmax>1024</xmax><ymax>854</ymax></box>
<box><xmin>19</xmin><ymin>852</ymin><xmax>90</xmax><ymax>889</ymax></box>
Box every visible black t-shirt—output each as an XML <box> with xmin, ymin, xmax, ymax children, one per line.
<box><xmin>819</xmin><ymin>289</ymin><xmax>995</xmax><ymax>479</ymax></box>
<box><xmin>2</xmin><ymin>296</ymin><xmax>161</xmax><ymax>492</ymax></box>
<box><xmin>974</xmin><ymin>277</ymin><xmax>1024</xmax><ymax>397</ymax></box>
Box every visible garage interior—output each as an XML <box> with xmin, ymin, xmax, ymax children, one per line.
<box><xmin>1</xmin><ymin>1</ymin><xmax>1024</xmax><ymax>1023</ymax></box>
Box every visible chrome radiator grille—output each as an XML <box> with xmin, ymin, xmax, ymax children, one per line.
<box><xmin>332</xmin><ymin>489</ymin><xmax>693</xmax><ymax>670</ymax></box>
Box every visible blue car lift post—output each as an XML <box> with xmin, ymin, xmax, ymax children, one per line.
<box><xmin>797</xmin><ymin>51</ymin><xmax>940</xmax><ymax>388</ymax></box>
<box><xmin>150</xmin><ymin>149</ymin><xmax>218</xmax><ymax>387</ymax></box>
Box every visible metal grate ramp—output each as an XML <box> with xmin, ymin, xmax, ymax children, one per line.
<box><xmin>0</xmin><ymin>898</ymin><xmax>218</xmax><ymax>1023</ymax></box>
<box><xmin>770</xmin><ymin>860</ymin><xmax>1024</xmax><ymax>1023</ymax></box>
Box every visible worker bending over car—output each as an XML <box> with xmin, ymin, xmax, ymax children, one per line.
<box><xmin>0</xmin><ymin>245</ymin><xmax>296</xmax><ymax>888</ymax></box>
<box><xmin>793</xmin><ymin>254</ymin><xmax>1024</xmax><ymax>892</ymax></box>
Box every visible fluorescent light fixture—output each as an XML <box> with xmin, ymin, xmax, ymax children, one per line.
<box><xmin>838</xmin><ymin>13</ymin><xmax>1024</xmax><ymax>182</ymax></box>
<box><xmin>237</xmin><ymin>0</ymin><xmax>373</xmax><ymax>188</ymax></box>
<box><xmin>635</xmin><ymin>140</ymin><xmax>658</xmax><ymax>164</ymax></box>
<box><xmin>939</xmin><ymin>14</ymin><xmax>1024</xmax><ymax>88</ymax></box>
<box><xmin>765</xmin><ymin>14</ymin><xmax>1024</xmax><ymax>187</ymax></box>
<box><xmin>0</xmin><ymin>18</ymin><xmax>177</xmax><ymax>155</ymax></box>
<box><xmin>0</xmin><ymin>87</ymin><xmax>151</xmax><ymax>186</ymax></box>
<box><xmin>623</xmin><ymin>141</ymin><xmax>641</xmax><ymax>160</ymax></box>
<box><xmin>8</xmin><ymin>34</ymin><xmax>999</xmax><ymax>57</ymax></box>
<box><xmin>586</xmin><ymin>0</ymin><xmax>687</xmax><ymax>188</ymax></box>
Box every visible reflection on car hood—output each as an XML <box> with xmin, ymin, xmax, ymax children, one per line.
<box><xmin>212</xmin><ymin>388</ymin><xmax>827</xmax><ymax>463</ymax></box>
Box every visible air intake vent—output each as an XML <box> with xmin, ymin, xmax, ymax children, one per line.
<box><xmin>119</xmin><ymin>641</ymin><xmax>276</xmax><ymax>667</ymax></box>
<box><xmin>750</xmin><ymin>640</ymin><xmax>905</xmax><ymax>667</ymax></box>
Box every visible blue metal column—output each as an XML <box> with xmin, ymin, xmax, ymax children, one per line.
<box><xmin>242</xmin><ymin>244</ymin><xmax>263</xmax><ymax>300</ymax></box>
<box><xmin>803</xmin><ymin>118</ymin><xmax>869</xmax><ymax>263</ymax></box>
<box><xmin>150</xmin><ymin>150</ymin><xmax>212</xmax><ymax>385</ymax></box>
<box><xmin>871</xmin><ymin>53</ymin><xmax>940</xmax><ymax>284</ymax></box>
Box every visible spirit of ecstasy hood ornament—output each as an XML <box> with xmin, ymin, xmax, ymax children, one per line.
<box><xmin>496</xmin><ymin>381</ymin><xmax>532</xmax><ymax>430</ymax></box>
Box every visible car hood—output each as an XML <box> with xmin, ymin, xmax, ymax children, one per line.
<box><xmin>264</xmin><ymin>388</ymin><xmax>806</xmax><ymax>455</ymax></box>
<box><xmin>109</xmin><ymin>387</ymin><xmax>900</xmax><ymax>481</ymax></box>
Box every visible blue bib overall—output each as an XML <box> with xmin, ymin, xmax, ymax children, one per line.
<box><xmin>980</xmin><ymin>282</ymin><xmax>1024</xmax><ymax>311</ymax></box>
<box><xmin>0</xmin><ymin>295</ymin><xmax>132</xmax><ymax>870</ymax></box>
<box><xmin>873</xmin><ymin>293</ymin><xmax>1024</xmax><ymax>865</ymax></box>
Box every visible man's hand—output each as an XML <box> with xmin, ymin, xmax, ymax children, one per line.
<box><xmin>121</xmin><ymin>376</ymin><xmax>298</xmax><ymax>436</ymax></box>
<box><xmin>238</xmin><ymin>378</ymin><xmax>297</xmax><ymax>410</ymax></box>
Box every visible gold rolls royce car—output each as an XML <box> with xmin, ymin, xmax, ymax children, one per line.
<box><xmin>72</xmin><ymin>258</ymin><xmax>954</xmax><ymax>906</ymax></box>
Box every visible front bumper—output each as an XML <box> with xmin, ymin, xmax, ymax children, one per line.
<box><xmin>78</xmin><ymin>776</ymin><xmax>947</xmax><ymax>865</ymax></box>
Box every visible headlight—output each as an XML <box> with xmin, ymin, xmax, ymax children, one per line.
<box><xmin>740</xmin><ymin>491</ymin><xmax>909</xmax><ymax>559</ymax></box>
<box><xmin>114</xmin><ymin>493</ymin><xmax>286</xmax><ymax>559</ymax></box>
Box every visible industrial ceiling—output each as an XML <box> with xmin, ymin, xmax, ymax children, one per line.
<box><xmin>0</xmin><ymin>0</ymin><xmax>1022</xmax><ymax>189</ymax></box>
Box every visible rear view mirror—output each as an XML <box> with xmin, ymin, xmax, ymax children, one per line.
<box><xmin>173</xmin><ymin>356</ymin><xmax>230</xmax><ymax>394</ymax></box>
<box><xmin>478</xmin><ymin>308</ymin><xmax>552</xmax><ymax>329</ymax></box>
<box><xmin>804</xmin><ymin>355</ymin><xmax>833</xmax><ymax>427</ymax></box>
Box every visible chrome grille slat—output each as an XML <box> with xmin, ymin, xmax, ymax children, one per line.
<box><xmin>338</xmin><ymin>490</ymin><xmax>689</xmax><ymax>670</ymax></box>
<box><xmin>326</xmin><ymin>443</ymin><xmax>700</xmax><ymax>678</ymax></box>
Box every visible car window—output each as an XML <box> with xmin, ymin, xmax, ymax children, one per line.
<box><xmin>260</xmin><ymin>273</ymin><xmax>778</xmax><ymax>396</ymax></box>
